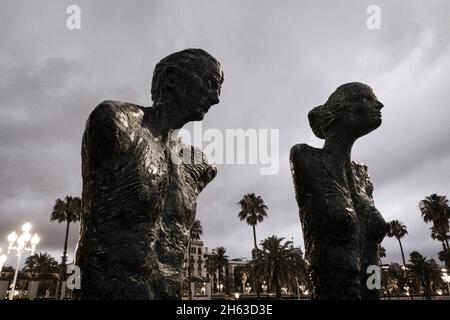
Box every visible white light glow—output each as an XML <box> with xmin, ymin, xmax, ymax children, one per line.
<box><xmin>7</xmin><ymin>232</ymin><xmax>17</xmax><ymax>243</ymax></box>
<box><xmin>22</xmin><ymin>223</ymin><xmax>32</xmax><ymax>232</ymax></box>
<box><xmin>31</xmin><ymin>234</ymin><xmax>40</xmax><ymax>245</ymax></box>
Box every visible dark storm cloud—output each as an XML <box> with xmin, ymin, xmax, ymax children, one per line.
<box><xmin>0</xmin><ymin>0</ymin><xmax>449</xmax><ymax>267</ymax></box>
<box><xmin>0</xmin><ymin>56</ymin><xmax>139</xmax><ymax>259</ymax></box>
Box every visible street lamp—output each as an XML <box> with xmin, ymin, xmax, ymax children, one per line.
<box><xmin>404</xmin><ymin>286</ymin><xmax>410</xmax><ymax>296</ymax></box>
<box><xmin>261</xmin><ymin>281</ymin><xmax>268</xmax><ymax>293</ymax></box>
<box><xmin>0</xmin><ymin>248</ymin><xmax>7</xmax><ymax>271</ymax></box>
<box><xmin>7</xmin><ymin>223</ymin><xmax>40</xmax><ymax>300</ymax></box>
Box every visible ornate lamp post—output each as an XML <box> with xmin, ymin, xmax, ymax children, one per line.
<box><xmin>7</xmin><ymin>223</ymin><xmax>40</xmax><ymax>300</ymax></box>
<box><xmin>0</xmin><ymin>248</ymin><xmax>7</xmax><ymax>271</ymax></box>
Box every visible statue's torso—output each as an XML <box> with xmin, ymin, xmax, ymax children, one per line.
<box><xmin>78</xmin><ymin>101</ymin><xmax>215</xmax><ymax>299</ymax></box>
<box><xmin>291</xmin><ymin>144</ymin><xmax>385</xmax><ymax>246</ymax></box>
<box><xmin>290</xmin><ymin>143</ymin><xmax>387</xmax><ymax>299</ymax></box>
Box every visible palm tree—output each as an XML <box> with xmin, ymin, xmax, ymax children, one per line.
<box><xmin>252</xmin><ymin>236</ymin><xmax>304</xmax><ymax>299</ymax></box>
<box><xmin>237</xmin><ymin>193</ymin><xmax>268</xmax><ymax>297</ymax></box>
<box><xmin>237</xmin><ymin>194</ymin><xmax>268</xmax><ymax>260</ymax></box>
<box><xmin>213</xmin><ymin>247</ymin><xmax>228</xmax><ymax>294</ymax></box>
<box><xmin>408</xmin><ymin>251</ymin><xmax>443</xmax><ymax>299</ymax></box>
<box><xmin>187</xmin><ymin>219</ymin><xmax>202</xmax><ymax>300</ymax></box>
<box><xmin>387</xmin><ymin>220</ymin><xmax>408</xmax><ymax>267</ymax></box>
<box><xmin>419</xmin><ymin>194</ymin><xmax>450</xmax><ymax>250</ymax></box>
<box><xmin>420</xmin><ymin>194</ymin><xmax>450</xmax><ymax>268</ymax></box>
<box><xmin>438</xmin><ymin>249</ymin><xmax>450</xmax><ymax>268</ymax></box>
<box><xmin>430</xmin><ymin>226</ymin><xmax>449</xmax><ymax>251</ymax></box>
<box><xmin>431</xmin><ymin>226</ymin><xmax>447</xmax><ymax>250</ymax></box>
<box><xmin>50</xmin><ymin>195</ymin><xmax>81</xmax><ymax>299</ymax></box>
<box><xmin>2</xmin><ymin>266</ymin><xmax>14</xmax><ymax>272</ymax></box>
<box><xmin>288</xmin><ymin>246</ymin><xmax>309</xmax><ymax>297</ymax></box>
<box><xmin>385</xmin><ymin>263</ymin><xmax>409</xmax><ymax>295</ymax></box>
<box><xmin>23</xmin><ymin>252</ymin><xmax>59</xmax><ymax>273</ymax></box>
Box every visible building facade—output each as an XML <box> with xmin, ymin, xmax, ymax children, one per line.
<box><xmin>184</xmin><ymin>239</ymin><xmax>206</xmax><ymax>278</ymax></box>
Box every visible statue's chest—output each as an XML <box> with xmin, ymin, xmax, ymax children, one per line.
<box><xmin>167</xmin><ymin>156</ymin><xmax>206</xmax><ymax>209</ymax></box>
<box><xmin>321</xmin><ymin>163</ymin><xmax>385</xmax><ymax>236</ymax></box>
<box><xmin>308</xmin><ymin>161</ymin><xmax>377</xmax><ymax>215</ymax></box>
<box><xmin>126</xmin><ymin>129</ymin><xmax>171</xmax><ymax>193</ymax></box>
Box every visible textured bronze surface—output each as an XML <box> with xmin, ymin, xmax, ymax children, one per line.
<box><xmin>76</xmin><ymin>49</ymin><xmax>223</xmax><ymax>299</ymax></box>
<box><xmin>290</xmin><ymin>82</ymin><xmax>388</xmax><ymax>300</ymax></box>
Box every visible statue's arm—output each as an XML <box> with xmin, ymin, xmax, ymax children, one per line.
<box><xmin>290</xmin><ymin>144</ymin><xmax>356</xmax><ymax>239</ymax></box>
<box><xmin>290</xmin><ymin>144</ymin><xmax>304</xmax><ymax>165</ymax></box>
<box><xmin>194</xmin><ymin>146</ymin><xmax>217</xmax><ymax>190</ymax></box>
<box><xmin>290</xmin><ymin>144</ymin><xmax>307</xmax><ymax>182</ymax></box>
<box><xmin>198</xmin><ymin>163</ymin><xmax>217</xmax><ymax>191</ymax></box>
<box><xmin>185</xmin><ymin>146</ymin><xmax>217</xmax><ymax>192</ymax></box>
<box><xmin>290</xmin><ymin>144</ymin><xmax>310</xmax><ymax>204</ymax></box>
<box><xmin>82</xmin><ymin>101</ymin><xmax>124</xmax><ymax>164</ymax></box>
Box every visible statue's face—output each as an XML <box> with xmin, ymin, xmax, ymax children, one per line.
<box><xmin>179</xmin><ymin>62</ymin><xmax>223</xmax><ymax>122</ymax></box>
<box><xmin>340</xmin><ymin>85</ymin><xmax>384</xmax><ymax>138</ymax></box>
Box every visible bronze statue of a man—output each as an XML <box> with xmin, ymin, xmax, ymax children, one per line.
<box><xmin>290</xmin><ymin>82</ymin><xmax>388</xmax><ymax>300</ymax></box>
<box><xmin>76</xmin><ymin>49</ymin><xmax>223</xmax><ymax>299</ymax></box>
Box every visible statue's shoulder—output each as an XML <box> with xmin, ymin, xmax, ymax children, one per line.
<box><xmin>83</xmin><ymin>101</ymin><xmax>146</xmax><ymax>151</ymax></box>
<box><xmin>89</xmin><ymin>100</ymin><xmax>123</xmax><ymax>123</ymax></box>
<box><xmin>88</xmin><ymin>100</ymin><xmax>144</xmax><ymax>127</ymax></box>
<box><xmin>290</xmin><ymin>143</ymin><xmax>322</xmax><ymax>167</ymax></box>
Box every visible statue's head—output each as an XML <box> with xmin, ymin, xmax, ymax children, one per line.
<box><xmin>308</xmin><ymin>82</ymin><xmax>384</xmax><ymax>140</ymax></box>
<box><xmin>151</xmin><ymin>48</ymin><xmax>224</xmax><ymax>122</ymax></box>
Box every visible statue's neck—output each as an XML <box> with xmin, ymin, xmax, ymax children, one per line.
<box><xmin>323</xmin><ymin>133</ymin><xmax>356</xmax><ymax>165</ymax></box>
<box><xmin>323</xmin><ymin>133</ymin><xmax>360</xmax><ymax>197</ymax></box>
<box><xmin>145</xmin><ymin>102</ymin><xmax>184</xmax><ymax>139</ymax></box>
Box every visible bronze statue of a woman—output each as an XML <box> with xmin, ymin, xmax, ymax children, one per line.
<box><xmin>290</xmin><ymin>82</ymin><xmax>388</xmax><ymax>299</ymax></box>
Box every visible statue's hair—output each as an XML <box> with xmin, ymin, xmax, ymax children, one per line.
<box><xmin>151</xmin><ymin>48</ymin><xmax>221</xmax><ymax>103</ymax></box>
<box><xmin>308</xmin><ymin>82</ymin><xmax>372</xmax><ymax>139</ymax></box>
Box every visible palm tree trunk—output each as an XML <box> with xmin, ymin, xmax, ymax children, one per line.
<box><xmin>275</xmin><ymin>281</ymin><xmax>281</xmax><ymax>299</ymax></box>
<box><xmin>425</xmin><ymin>280</ymin><xmax>432</xmax><ymax>300</ymax></box>
<box><xmin>440</xmin><ymin>240</ymin><xmax>450</xmax><ymax>268</ymax></box>
<box><xmin>59</xmin><ymin>221</ymin><xmax>70</xmax><ymax>299</ymax></box>
<box><xmin>252</xmin><ymin>225</ymin><xmax>261</xmax><ymax>298</ymax></box>
<box><xmin>252</xmin><ymin>225</ymin><xmax>257</xmax><ymax>260</ymax></box>
<box><xmin>398</xmin><ymin>239</ymin><xmax>406</xmax><ymax>267</ymax></box>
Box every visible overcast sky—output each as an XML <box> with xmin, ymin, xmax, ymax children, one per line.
<box><xmin>0</xmin><ymin>0</ymin><xmax>449</xmax><ymax>268</ymax></box>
